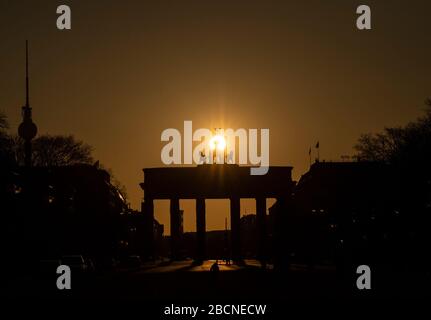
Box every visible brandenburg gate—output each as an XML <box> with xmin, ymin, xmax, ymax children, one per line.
<box><xmin>140</xmin><ymin>164</ymin><xmax>293</xmax><ymax>262</ymax></box>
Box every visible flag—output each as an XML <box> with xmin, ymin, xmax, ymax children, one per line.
<box><xmin>315</xmin><ymin>141</ymin><xmax>319</xmax><ymax>148</ymax></box>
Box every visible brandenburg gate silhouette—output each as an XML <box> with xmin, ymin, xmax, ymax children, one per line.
<box><xmin>140</xmin><ymin>164</ymin><xmax>293</xmax><ymax>262</ymax></box>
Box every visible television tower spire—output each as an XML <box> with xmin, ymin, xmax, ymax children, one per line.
<box><xmin>18</xmin><ymin>40</ymin><xmax>38</xmax><ymax>167</ymax></box>
<box><xmin>26</xmin><ymin>40</ymin><xmax>29</xmax><ymax>107</ymax></box>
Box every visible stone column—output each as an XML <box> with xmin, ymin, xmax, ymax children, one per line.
<box><xmin>196</xmin><ymin>198</ymin><xmax>206</xmax><ymax>261</ymax></box>
<box><xmin>230</xmin><ymin>197</ymin><xmax>241</xmax><ymax>262</ymax></box>
<box><xmin>170</xmin><ymin>198</ymin><xmax>180</xmax><ymax>260</ymax></box>
<box><xmin>256</xmin><ymin>197</ymin><xmax>267</xmax><ymax>264</ymax></box>
<box><xmin>142</xmin><ymin>197</ymin><xmax>154</xmax><ymax>259</ymax></box>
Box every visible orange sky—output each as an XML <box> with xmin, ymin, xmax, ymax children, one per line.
<box><xmin>1</xmin><ymin>0</ymin><xmax>430</xmax><ymax>234</ymax></box>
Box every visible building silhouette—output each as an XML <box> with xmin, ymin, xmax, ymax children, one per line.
<box><xmin>2</xmin><ymin>164</ymin><xmax>128</xmax><ymax>273</ymax></box>
<box><xmin>270</xmin><ymin>161</ymin><xmax>412</xmax><ymax>271</ymax></box>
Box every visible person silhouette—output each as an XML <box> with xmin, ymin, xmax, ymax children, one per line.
<box><xmin>209</xmin><ymin>260</ymin><xmax>220</xmax><ymax>290</ymax></box>
<box><xmin>210</xmin><ymin>260</ymin><xmax>220</xmax><ymax>273</ymax></box>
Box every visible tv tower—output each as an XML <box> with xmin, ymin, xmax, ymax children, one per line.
<box><xmin>18</xmin><ymin>40</ymin><xmax>38</xmax><ymax>167</ymax></box>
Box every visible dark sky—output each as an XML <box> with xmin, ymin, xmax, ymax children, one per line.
<box><xmin>1</xmin><ymin>0</ymin><xmax>430</xmax><ymax>233</ymax></box>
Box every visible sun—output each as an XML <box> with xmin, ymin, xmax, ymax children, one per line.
<box><xmin>209</xmin><ymin>134</ymin><xmax>226</xmax><ymax>151</ymax></box>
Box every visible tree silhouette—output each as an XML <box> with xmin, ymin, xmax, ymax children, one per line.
<box><xmin>0</xmin><ymin>113</ymin><xmax>13</xmax><ymax>164</ymax></box>
<box><xmin>0</xmin><ymin>113</ymin><xmax>94</xmax><ymax>166</ymax></box>
<box><xmin>6</xmin><ymin>134</ymin><xmax>94</xmax><ymax>167</ymax></box>
<box><xmin>354</xmin><ymin>127</ymin><xmax>405</xmax><ymax>162</ymax></box>
<box><xmin>354</xmin><ymin>99</ymin><xmax>431</xmax><ymax>168</ymax></box>
<box><xmin>0</xmin><ymin>112</ymin><xmax>8</xmax><ymax>131</ymax></box>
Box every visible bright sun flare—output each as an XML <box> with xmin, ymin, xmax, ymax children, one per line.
<box><xmin>209</xmin><ymin>134</ymin><xmax>226</xmax><ymax>151</ymax></box>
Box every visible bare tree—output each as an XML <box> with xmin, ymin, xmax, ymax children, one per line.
<box><xmin>354</xmin><ymin>100</ymin><xmax>431</xmax><ymax>167</ymax></box>
<box><xmin>1</xmin><ymin>113</ymin><xmax>128</xmax><ymax>203</ymax></box>
<box><xmin>0</xmin><ymin>112</ymin><xmax>12</xmax><ymax>163</ymax></box>
<box><xmin>354</xmin><ymin>127</ymin><xmax>406</xmax><ymax>163</ymax></box>
<box><xmin>0</xmin><ymin>111</ymin><xmax>8</xmax><ymax>130</ymax></box>
<box><xmin>10</xmin><ymin>134</ymin><xmax>94</xmax><ymax>166</ymax></box>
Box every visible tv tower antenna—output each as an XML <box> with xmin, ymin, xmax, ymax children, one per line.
<box><xmin>18</xmin><ymin>40</ymin><xmax>38</xmax><ymax>167</ymax></box>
